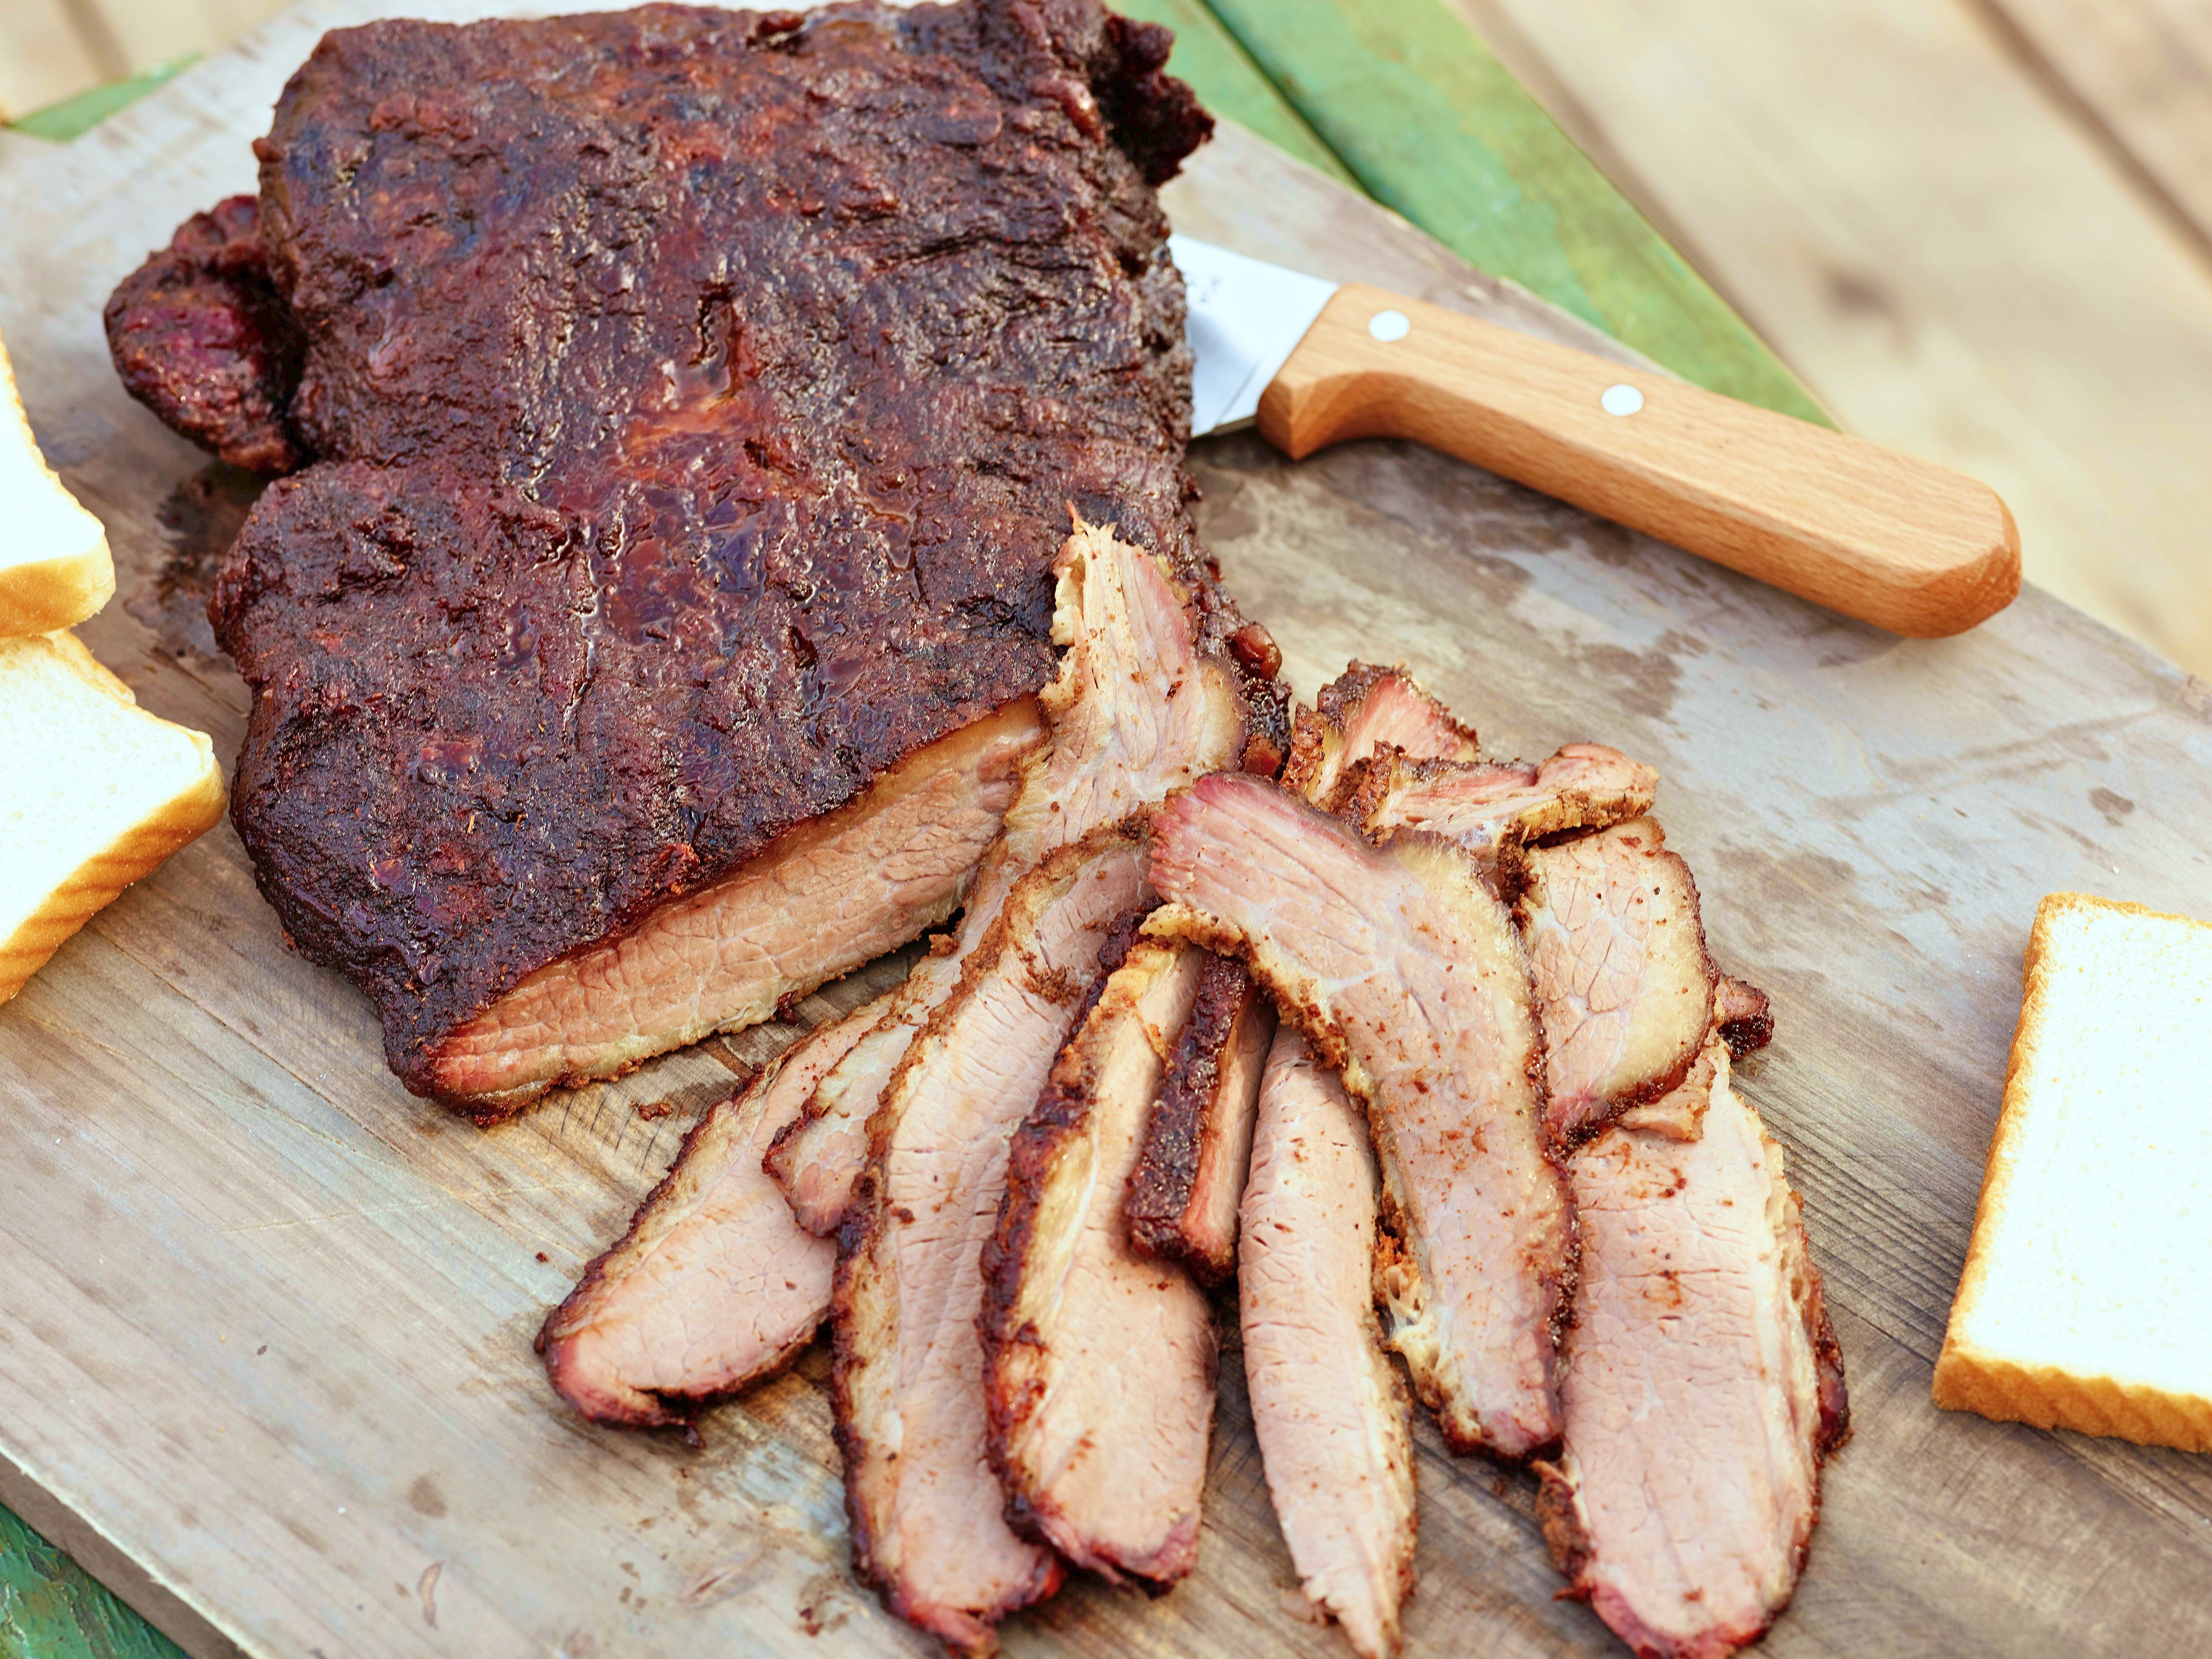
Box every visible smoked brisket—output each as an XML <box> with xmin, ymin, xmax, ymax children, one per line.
<box><xmin>105</xmin><ymin>0</ymin><xmax>1285</xmax><ymax>1110</ymax></box>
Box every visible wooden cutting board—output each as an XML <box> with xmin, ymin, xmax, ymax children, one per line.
<box><xmin>4</xmin><ymin>5</ymin><xmax>2209</xmax><ymax>1656</ymax></box>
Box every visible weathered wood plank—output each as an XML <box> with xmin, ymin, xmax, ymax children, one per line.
<box><xmin>2</xmin><ymin>6</ymin><xmax>2211</xmax><ymax>1657</ymax></box>
<box><xmin>1975</xmin><ymin>0</ymin><xmax>2212</xmax><ymax>263</ymax></box>
<box><xmin>1452</xmin><ymin>0</ymin><xmax>2212</xmax><ymax>680</ymax></box>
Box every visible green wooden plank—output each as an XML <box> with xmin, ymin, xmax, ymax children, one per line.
<box><xmin>0</xmin><ymin>1507</ymin><xmax>186</xmax><ymax>1659</ymax></box>
<box><xmin>6</xmin><ymin>58</ymin><xmax>198</xmax><ymax>143</ymax></box>
<box><xmin>1111</xmin><ymin>0</ymin><xmax>1356</xmax><ymax>185</ymax></box>
<box><xmin>1202</xmin><ymin>0</ymin><xmax>1831</xmax><ymax>423</ymax></box>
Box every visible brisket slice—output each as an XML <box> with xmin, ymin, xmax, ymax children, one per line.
<box><xmin>767</xmin><ymin>520</ymin><xmax>1274</xmax><ymax>1232</ymax></box>
<box><xmin>834</xmin><ymin>825</ymin><xmax>1147</xmax><ymax>1651</ymax></box>
<box><xmin>1716</xmin><ymin>974</ymin><xmax>1777</xmax><ymax>1057</ymax></box>
<box><xmin>102</xmin><ymin>195</ymin><xmax>305</xmax><ymax>474</ymax></box>
<box><xmin>1536</xmin><ymin>1043</ymin><xmax>1848</xmax><ymax>1659</ymax></box>
<box><xmin>1241</xmin><ymin>1025</ymin><xmax>1417</xmax><ymax>1659</ymax></box>
<box><xmin>1122</xmin><ymin>950</ymin><xmax>1274</xmax><ymax>1284</ymax></box>
<box><xmin>1279</xmin><ymin>661</ymin><xmax>1478</xmax><ymax>812</ymax></box>
<box><xmin>143</xmin><ymin>0</ymin><xmax>1283</xmax><ymax>1108</ymax></box>
<box><xmin>430</xmin><ymin>695</ymin><xmax>1043</xmax><ymax>1111</ymax></box>
<box><xmin>980</xmin><ymin>921</ymin><xmax>1216</xmax><ymax>1590</ymax></box>
<box><xmin>537</xmin><ymin>1013</ymin><xmax>867</xmax><ymax>1426</ymax></box>
<box><xmin>1148</xmin><ymin>773</ymin><xmax>1569</xmax><ymax>1458</ymax></box>
<box><xmin>1351</xmin><ymin>741</ymin><xmax>1657</xmax><ymax>888</ymax></box>
<box><xmin>1514</xmin><ymin>818</ymin><xmax>1718</xmax><ymax>1149</ymax></box>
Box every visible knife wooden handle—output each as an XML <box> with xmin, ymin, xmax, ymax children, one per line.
<box><xmin>1257</xmin><ymin>284</ymin><xmax>2019</xmax><ymax>637</ymax></box>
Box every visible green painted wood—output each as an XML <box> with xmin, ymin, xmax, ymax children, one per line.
<box><xmin>1116</xmin><ymin>0</ymin><xmax>1357</xmax><ymax>185</ymax></box>
<box><xmin>1202</xmin><ymin>0</ymin><xmax>1832</xmax><ymax>424</ymax></box>
<box><xmin>5</xmin><ymin>58</ymin><xmax>198</xmax><ymax>143</ymax></box>
<box><xmin>0</xmin><ymin>1509</ymin><xmax>186</xmax><ymax>1659</ymax></box>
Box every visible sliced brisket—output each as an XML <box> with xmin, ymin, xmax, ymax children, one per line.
<box><xmin>768</xmin><ymin>520</ymin><xmax>1267</xmax><ymax>1232</ymax></box>
<box><xmin>1537</xmin><ymin>1043</ymin><xmax>1847</xmax><ymax>1659</ymax></box>
<box><xmin>537</xmin><ymin>1013</ymin><xmax>867</xmax><ymax>1426</ymax></box>
<box><xmin>834</xmin><ymin>825</ymin><xmax>1147</xmax><ymax>1650</ymax></box>
<box><xmin>1148</xmin><ymin>773</ymin><xmax>1569</xmax><ymax>1458</ymax></box>
<box><xmin>1279</xmin><ymin>662</ymin><xmax>1478</xmax><ymax>811</ymax></box>
<box><xmin>1353</xmin><ymin>741</ymin><xmax>1656</xmax><ymax>885</ymax></box>
<box><xmin>1516</xmin><ymin>817</ymin><xmax>1717</xmax><ymax>1148</ymax></box>
<box><xmin>1240</xmin><ymin>1024</ymin><xmax>1417</xmax><ymax>1659</ymax></box>
<box><xmin>1122</xmin><ymin>950</ymin><xmax>1274</xmax><ymax>1284</ymax></box>
<box><xmin>111</xmin><ymin>0</ymin><xmax>1284</xmax><ymax>1110</ymax></box>
<box><xmin>980</xmin><ymin>926</ymin><xmax>1215</xmax><ymax>1590</ymax></box>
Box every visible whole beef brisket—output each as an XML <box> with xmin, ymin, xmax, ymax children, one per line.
<box><xmin>110</xmin><ymin>0</ymin><xmax>1260</xmax><ymax>1109</ymax></box>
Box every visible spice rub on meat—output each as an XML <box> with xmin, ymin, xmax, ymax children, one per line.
<box><xmin>1122</xmin><ymin>950</ymin><xmax>1274</xmax><ymax>1284</ymax></box>
<box><xmin>108</xmin><ymin>0</ymin><xmax>1286</xmax><ymax>1112</ymax></box>
<box><xmin>1148</xmin><ymin>772</ymin><xmax>1570</xmax><ymax>1458</ymax></box>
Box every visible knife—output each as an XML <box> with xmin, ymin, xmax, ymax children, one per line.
<box><xmin>1172</xmin><ymin>235</ymin><xmax>2019</xmax><ymax>638</ymax></box>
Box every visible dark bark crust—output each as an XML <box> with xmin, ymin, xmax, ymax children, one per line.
<box><xmin>103</xmin><ymin>0</ymin><xmax>1263</xmax><ymax>1108</ymax></box>
<box><xmin>103</xmin><ymin>195</ymin><xmax>306</xmax><ymax>474</ymax></box>
<box><xmin>1124</xmin><ymin>950</ymin><xmax>1260</xmax><ymax>1284</ymax></box>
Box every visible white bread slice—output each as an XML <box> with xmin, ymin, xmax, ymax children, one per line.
<box><xmin>1933</xmin><ymin>891</ymin><xmax>2212</xmax><ymax>1451</ymax></box>
<box><xmin>1</xmin><ymin>329</ymin><xmax>116</xmax><ymax>636</ymax></box>
<box><xmin>0</xmin><ymin>630</ymin><xmax>225</xmax><ymax>1004</ymax></box>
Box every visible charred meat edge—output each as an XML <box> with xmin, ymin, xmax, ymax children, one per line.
<box><xmin>1123</xmin><ymin>950</ymin><xmax>1275</xmax><ymax>1284</ymax></box>
<box><xmin>1513</xmin><ymin>817</ymin><xmax>1719</xmax><ymax>1152</ymax></box>
<box><xmin>1534</xmin><ymin>1046</ymin><xmax>1848</xmax><ymax>1657</ymax></box>
<box><xmin>1279</xmin><ymin>660</ymin><xmax>1479</xmax><ymax>811</ymax></box>
<box><xmin>430</xmin><ymin>696</ymin><xmax>1046</xmax><ymax>1116</ymax></box>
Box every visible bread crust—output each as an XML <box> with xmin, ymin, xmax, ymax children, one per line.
<box><xmin>1</xmin><ymin>336</ymin><xmax>116</xmax><ymax>638</ymax></box>
<box><xmin>0</xmin><ymin>633</ymin><xmax>227</xmax><ymax>1004</ymax></box>
<box><xmin>1932</xmin><ymin>890</ymin><xmax>2212</xmax><ymax>1452</ymax></box>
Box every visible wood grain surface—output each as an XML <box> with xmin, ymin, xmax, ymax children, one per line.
<box><xmin>3</xmin><ymin>6</ymin><xmax>2211</xmax><ymax>1657</ymax></box>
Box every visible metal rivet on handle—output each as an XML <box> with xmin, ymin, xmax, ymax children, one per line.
<box><xmin>1367</xmin><ymin>310</ymin><xmax>1411</xmax><ymax>343</ymax></box>
<box><xmin>1601</xmin><ymin>383</ymin><xmax>1645</xmax><ymax>416</ymax></box>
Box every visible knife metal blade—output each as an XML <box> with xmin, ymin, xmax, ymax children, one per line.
<box><xmin>1170</xmin><ymin>234</ymin><xmax>1337</xmax><ymax>438</ymax></box>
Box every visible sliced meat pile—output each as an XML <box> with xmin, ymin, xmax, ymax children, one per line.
<box><xmin>833</xmin><ymin>519</ymin><xmax>1261</xmax><ymax>1649</ymax></box>
<box><xmin>108</xmin><ymin>0</ymin><xmax>1291</xmax><ymax>1115</ymax></box>
<box><xmin>1538</xmin><ymin>1042</ymin><xmax>1849</xmax><ymax>1658</ymax></box>
<box><xmin>767</xmin><ymin>517</ymin><xmax>1263</xmax><ymax>1233</ymax></box>
<box><xmin>544</xmin><ymin>517</ymin><xmax>1268</xmax><ymax>1424</ymax></box>
<box><xmin>1239</xmin><ymin>1024</ymin><xmax>1417</xmax><ymax>1659</ymax></box>
<box><xmin>979</xmin><ymin>922</ymin><xmax>1215</xmax><ymax>1591</ymax></box>
<box><xmin>1122</xmin><ymin>950</ymin><xmax>1275</xmax><ymax>1283</ymax></box>
<box><xmin>1148</xmin><ymin>771</ymin><xmax>1570</xmax><ymax>1458</ymax></box>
